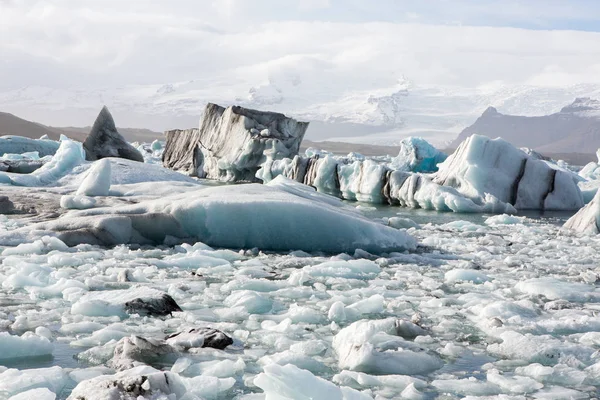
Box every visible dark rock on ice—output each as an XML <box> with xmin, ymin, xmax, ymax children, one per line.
<box><xmin>83</xmin><ymin>106</ymin><xmax>144</xmax><ymax>163</ymax></box>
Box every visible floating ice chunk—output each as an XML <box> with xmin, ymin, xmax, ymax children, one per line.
<box><xmin>1</xmin><ymin>236</ymin><xmax>68</xmax><ymax>256</ymax></box>
<box><xmin>9</xmin><ymin>180</ymin><xmax>416</xmax><ymax>253</ymax></box>
<box><xmin>0</xmin><ymin>135</ymin><xmax>59</xmax><ymax>157</ymax></box>
<box><xmin>111</xmin><ymin>335</ymin><xmax>174</xmax><ymax>371</ymax></box>
<box><xmin>71</xmin><ymin>287</ymin><xmax>182</xmax><ymax>318</ymax></box>
<box><xmin>486</xmin><ymin>369</ymin><xmax>543</xmax><ymax>394</ymax></box>
<box><xmin>6</xmin><ymin>139</ymin><xmax>86</xmax><ymax>187</ymax></box>
<box><xmin>68</xmin><ymin>366</ymin><xmax>114</xmax><ymax>383</ymax></box>
<box><xmin>68</xmin><ymin>365</ymin><xmax>235</xmax><ymax>400</ymax></box>
<box><xmin>514</xmin><ymin>363</ymin><xmax>586</xmax><ymax>387</ymax></box>
<box><xmin>515</xmin><ymin>277</ymin><xmax>598</xmax><ymax>302</ymax></box>
<box><xmin>486</xmin><ymin>330</ymin><xmax>586</xmax><ymax>365</ymax></box>
<box><xmin>60</xmin><ymin>195</ymin><xmax>97</xmax><ymax>210</ymax></box>
<box><xmin>76</xmin><ymin>158</ymin><xmax>111</xmax><ymax>196</ymax></box>
<box><xmin>564</xmin><ymin>188</ymin><xmax>600</xmax><ymax>234</ymax></box>
<box><xmin>8</xmin><ymin>388</ymin><xmax>56</xmax><ymax>400</ymax></box>
<box><xmin>485</xmin><ymin>214</ymin><xmax>526</xmax><ymax>225</ymax></box>
<box><xmin>434</xmin><ymin>135</ymin><xmax>584</xmax><ymax>211</ymax></box>
<box><xmin>445</xmin><ymin>269</ymin><xmax>490</xmax><ymax>284</ymax></box>
<box><xmin>386</xmin><ymin>217</ymin><xmax>421</xmax><ymax>230</ymax></box>
<box><xmin>224</xmin><ymin>290</ymin><xmax>273</xmax><ymax>314</ymax></box>
<box><xmin>304</xmin><ymin>259</ymin><xmax>381</xmax><ymax>280</ymax></box>
<box><xmin>258</xmin><ymin>350</ymin><xmax>328</xmax><ymax>374</ymax></box>
<box><xmin>431</xmin><ymin>377</ymin><xmax>502</xmax><ymax>396</ymax></box>
<box><xmin>0</xmin><ymin>331</ymin><xmax>54</xmax><ymax>360</ymax></box>
<box><xmin>254</xmin><ymin>363</ymin><xmax>372</xmax><ymax>400</ymax></box>
<box><xmin>391</xmin><ymin>136</ymin><xmax>447</xmax><ymax>173</ymax></box>
<box><xmin>0</xmin><ymin>366</ymin><xmax>67</xmax><ymax>397</ymax></box>
<box><xmin>333</xmin><ymin>318</ymin><xmax>442</xmax><ymax>375</ymax></box>
<box><xmin>332</xmin><ymin>370</ymin><xmax>426</xmax><ymax>392</ymax></box>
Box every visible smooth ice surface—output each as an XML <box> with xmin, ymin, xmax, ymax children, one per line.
<box><xmin>2</xmin><ymin>177</ymin><xmax>416</xmax><ymax>253</ymax></box>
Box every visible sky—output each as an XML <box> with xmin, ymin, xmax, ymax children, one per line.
<box><xmin>1</xmin><ymin>0</ymin><xmax>600</xmax><ymax>137</ymax></box>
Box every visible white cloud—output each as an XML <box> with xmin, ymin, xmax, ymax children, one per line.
<box><xmin>1</xmin><ymin>0</ymin><xmax>600</xmax><ymax>141</ymax></box>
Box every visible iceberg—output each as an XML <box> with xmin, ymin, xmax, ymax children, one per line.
<box><xmin>433</xmin><ymin>135</ymin><xmax>584</xmax><ymax>211</ymax></box>
<box><xmin>0</xmin><ymin>135</ymin><xmax>59</xmax><ymax>158</ymax></box>
<box><xmin>162</xmin><ymin>103</ymin><xmax>309</xmax><ymax>181</ymax></box>
<box><xmin>391</xmin><ymin>136</ymin><xmax>447</xmax><ymax>173</ymax></box>
<box><xmin>2</xmin><ymin>177</ymin><xmax>416</xmax><ymax>253</ymax></box>
<box><xmin>83</xmin><ymin>106</ymin><xmax>144</xmax><ymax>163</ymax></box>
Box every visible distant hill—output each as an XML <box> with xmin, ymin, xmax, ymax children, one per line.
<box><xmin>0</xmin><ymin>111</ymin><xmax>162</xmax><ymax>143</ymax></box>
<box><xmin>450</xmin><ymin>98</ymin><xmax>600</xmax><ymax>154</ymax></box>
<box><xmin>0</xmin><ymin>111</ymin><xmax>65</xmax><ymax>141</ymax></box>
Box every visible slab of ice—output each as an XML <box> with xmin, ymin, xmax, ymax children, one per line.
<box><xmin>83</xmin><ymin>106</ymin><xmax>144</xmax><ymax>162</ymax></box>
<box><xmin>333</xmin><ymin>318</ymin><xmax>442</xmax><ymax>375</ymax></box>
<box><xmin>254</xmin><ymin>363</ymin><xmax>373</xmax><ymax>400</ymax></box>
<box><xmin>0</xmin><ymin>366</ymin><xmax>67</xmax><ymax>398</ymax></box>
<box><xmin>76</xmin><ymin>158</ymin><xmax>111</xmax><ymax>196</ymax></box>
<box><xmin>391</xmin><ymin>137</ymin><xmax>447</xmax><ymax>173</ymax></box>
<box><xmin>514</xmin><ymin>277</ymin><xmax>599</xmax><ymax>302</ymax></box>
<box><xmin>8</xmin><ymin>387</ymin><xmax>56</xmax><ymax>400</ymax></box>
<box><xmin>0</xmin><ymin>135</ymin><xmax>59</xmax><ymax>157</ymax></box>
<box><xmin>0</xmin><ymin>331</ymin><xmax>54</xmax><ymax>360</ymax></box>
<box><xmin>163</xmin><ymin>103</ymin><xmax>308</xmax><ymax>181</ymax></box>
<box><xmin>4</xmin><ymin>178</ymin><xmax>416</xmax><ymax>253</ymax></box>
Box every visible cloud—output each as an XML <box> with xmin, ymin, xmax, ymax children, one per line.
<box><xmin>1</xmin><ymin>0</ymin><xmax>600</xmax><ymax>137</ymax></box>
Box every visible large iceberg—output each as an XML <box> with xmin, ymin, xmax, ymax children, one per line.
<box><xmin>162</xmin><ymin>103</ymin><xmax>309</xmax><ymax>182</ymax></box>
<box><xmin>0</xmin><ymin>177</ymin><xmax>416</xmax><ymax>253</ymax></box>
<box><xmin>434</xmin><ymin>135</ymin><xmax>584</xmax><ymax>211</ymax></box>
<box><xmin>259</xmin><ymin>134</ymin><xmax>583</xmax><ymax>213</ymax></box>
<box><xmin>83</xmin><ymin>107</ymin><xmax>144</xmax><ymax>163</ymax></box>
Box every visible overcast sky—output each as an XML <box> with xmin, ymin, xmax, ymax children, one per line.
<box><xmin>1</xmin><ymin>0</ymin><xmax>600</xmax><ymax>134</ymax></box>
<box><xmin>1</xmin><ymin>0</ymin><xmax>600</xmax><ymax>89</ymax></box>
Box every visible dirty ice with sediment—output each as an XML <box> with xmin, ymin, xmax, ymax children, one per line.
<box><xmin>1</xmin><ymin>104</ymin><xmax>600</xmax><ymax>399</ymax></box>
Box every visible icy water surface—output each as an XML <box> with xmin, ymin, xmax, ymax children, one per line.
<box><xmin>2</xmin><ymin>207</ymin><xmax>600</xmax><ymax>399</ymax></box>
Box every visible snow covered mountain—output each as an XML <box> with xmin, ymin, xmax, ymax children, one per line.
<box><xmin>2</xmin><ymin>81</ymin><xmax>600</xmax><ymax>148</ymax></box>
<box><xmin>451</xmin><ymin>97</ymin><xmax>600</xmax><ymax>153</ymax></box>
